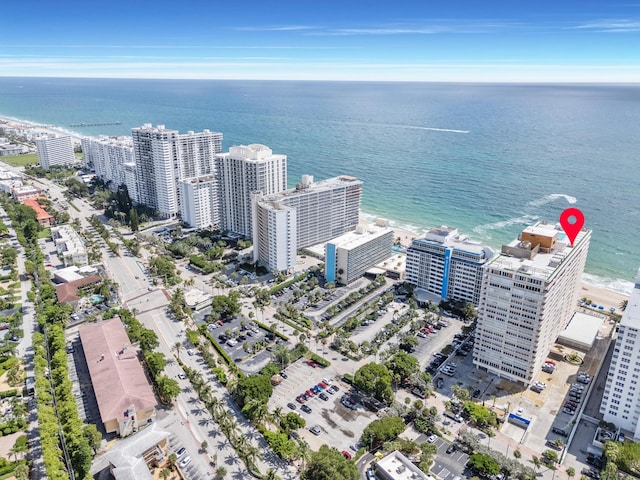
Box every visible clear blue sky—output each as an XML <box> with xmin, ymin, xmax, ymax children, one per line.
<box><xmin>1</xmin><ymin>0</ymin><xmax>639</xmax><ymax>82</ymax></box>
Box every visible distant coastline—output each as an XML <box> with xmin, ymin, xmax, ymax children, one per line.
<box><xmin>1</xmin><ymin>79</ymin><xmax>638</xmax><ymax>295</ymax></box>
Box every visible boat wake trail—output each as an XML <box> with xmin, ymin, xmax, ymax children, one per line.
<box><xmin>473</xmin><ymin>214</ymin><xmax>539</xmax><ymax>238</ymax></box>
<box><xmin>527</xmin><ymin>194</ymin><xmax>577</xmax><ymax>208</ymax></box>
<box><xmin>398</xmin><ymin>124</ymin><xmax>470</xmax><ymax>134</ymax></box>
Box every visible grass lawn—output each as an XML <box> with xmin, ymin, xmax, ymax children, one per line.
<box><xmin>0</xmin><ymin>153</ymin><xmax>39</xmax><ymax>167</ymax></box>
<box><xmin>38</xmin><ymin>228</ymin><xmax>51</xmax><ymax>239</ymax></box>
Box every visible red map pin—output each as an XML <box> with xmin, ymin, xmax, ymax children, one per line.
<box><xmin>559</xmin><ymin>207</ymin><xmax>584</xmax><ymax>247</ymax></box>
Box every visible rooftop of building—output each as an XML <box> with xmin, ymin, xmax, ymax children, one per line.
<box><xmin>54</xmin><ymin>274</ymin><xmax>102</xmax><ymax>303</ymax></box>
<box><xmin>487</xmin><ymin>221</ymin><xmax>590</xmax><ymax>280</ymax></box>
<box><xmin>259</xmin><ymin>175</ymin><xmax>362</xmax><ymax>205</ymax></box>
<box><xmin>78</xmin><ymin>318</ymin><xmax>156</xmax><ymax>424</ymax></box>
<box><xmin>376</xmin><ymin>450</ymin><xmax>432</xmax><ymax>480</ymax></box>
<box><xmin>218</xmin><ymin>143</ymin><xmax>283</xmax><ymax>161</ymax></box>
<box><xmin>620</xmin><ymin>269</ymin><xmax>640</xmax><ymax>330</ymax></box>
<box><xmin>557</xmin><ymin>311</ymin><xmax>604</xmax><ymax>351</ymax></box>
<box><xmin>84</xmin><ymin>135</ymin><xmax>133</xmax><ymax>146</ymax></box>
<box><xmin>23</xmin><ymin>198</ymin><xmax>54</xmax><ymax>221</ymax></box>
<box><xmin>104</xmin><ymin>422</ymin><xmax>169</xmax><ymax>480</ymax></box>
<box><xmin>411</xmin><ymin>225</ymin><xmax>495</xmax><ymax>258</ymax></box>
<box><xmin>328</xmin><ymin>223</ymin><xmax>393</xmax><ymax>250</ymax></box>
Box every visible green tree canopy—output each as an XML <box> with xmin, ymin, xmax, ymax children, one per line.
<box><xmin>385</xmin><ymin>351</ymin><xmax>419</xmax><ymax>383</ymax></box>
<box><xmin>468</xmin><ymin>453</ymin><xmax>500</xmax><ymax>476</ymax></box>
<box><xmin>235</xmin><ymin>374</ymin><xmax>273</xmax><ymax>407</ymax></box>
<box><xmin>144</xmin><ymin>351</ymin><xmax>167</xmax><ymax>377</ymax></box>
<box><xmin>156</xmin><ymin>375</ymin><xmax>181</xmax><ymax>402</ymax></box>
<box><xmin>354</xmin><ymin>362</ymin><xmax>393</xmax><ymax>403</ymax></box>
<box><xmin>280</xmin><ymin>412</ymin><xmax>306</xmax><ymax>432</ymax></box>
<box><xmin>302</xmin><ymin>445</ymin><xmax>358</xmax><ymax>480</ymax></box>
<box><xmin>362</xmin><ymin>416</ymin><xmax>406</xmax><ymax>448</ymax></box>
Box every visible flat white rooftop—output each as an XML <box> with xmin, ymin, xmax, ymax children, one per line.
<box><xmin>620</xmin><ymin>269</ymin><xmax>640</xmax><ymax>330</ymax></box>
<box><xmin>489</xmin><ymin>222</ymin><xmax>589</xmax><ymax>280</ymax></box>
<box><xmin>329</xmin><ymin>224</ymin><xmax>393</xmax><ymax>250</ymax></box>
<box><xmin>557</xmin><ymin>311</ymin><xmax>603</xmax><ymax>351</ymax></box>
<box><xmin>414</xmin><ymin>226</ymin><xmax>493</xmax><ymax>257</ymax></box>
<box><xmin>376</xmin><ymin>450</ymin><xmax>432</xmax><ymax>480</ymax></box>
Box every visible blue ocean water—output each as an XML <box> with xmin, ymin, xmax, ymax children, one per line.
<box><xmin>1</xmin><ymin>78</ymin><xmax>639</xmax><ymax>292</ymax></box>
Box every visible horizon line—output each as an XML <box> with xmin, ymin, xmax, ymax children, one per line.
<box><xmin>1</xmin><ymin>74</ymin><xmax>639</xmax><ymax>85</ymax></box>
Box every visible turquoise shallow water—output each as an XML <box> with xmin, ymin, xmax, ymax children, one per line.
<box><xmin>1</xmin><ymin>78</ymin><xmax>639</xmax><ymax>292</ymax></box>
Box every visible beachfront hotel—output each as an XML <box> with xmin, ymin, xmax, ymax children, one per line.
<box><xmin>252</xmin><ymin>175</ymin><xmax>362</xmax><ymax>273</ymax></box>
<box><xmin>405</xmin><ymin>226</ymin><xmax>495</xmax><ymax>306</ymax></box>
<box><xmin>34</xmin><ymin>135</ymin><xmax>76</xmax><ymax>170</ymax></box>
<box><xmin>473</xmin><ymin>222</ymin><xmax>591</xmax><ymax>385</ymax></box>
<box><xmin>600</xmin><ymin>269</ymin><xmax>640</xmax><ymax>440</ymax></box>
<box><xmin>131</xmin><ymin>124</ymin><xmax>223</xmax><ymax>219</ymax></box>
<box><xmin>216</xmin><ymin>144</ymin><xmax>287</xmax><ymax>238</ymax></box>
<box><xmin>325</xmin><ymin>222</ymin><xmax>394</xmax><ymax>285</ymax></box>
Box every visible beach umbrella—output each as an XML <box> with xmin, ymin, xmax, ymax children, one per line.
<box><xmin>610</xmin><ymin>307</ymin><xmax>616</xmax><ymax>312</ymax></box>
<box><xmin>598</xmin><ymin>306</ymin><xmax>604</xmax><ymax>310</ymax></box>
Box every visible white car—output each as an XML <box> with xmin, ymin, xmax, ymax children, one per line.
<box><xmin>179</xmin><ymin>456</ymin><xmax>192</xmax><ymax>468</ymax></box>
<box><xmin>427</xmin><ymin>434</ymin><xmax>438</xmax><ymax>443</ymax></box>
<box><xmin>227</xmin><ymin>339</ymin><xmax>238</xmax><ymax>347</ymax></box>
<box><xmin>186</xmin><ymin>349</ymin><xmax>194</xmax><ymax>356</ymax></box>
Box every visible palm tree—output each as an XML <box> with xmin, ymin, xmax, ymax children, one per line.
<box><xmin>172</xmin><ymin>341</ymin><xmax>183</xmax><ymax>360</ymax></box>
<box><xmin>264</xmin><ymin>469</ymin><xmax>281</xmax><ymax>480</ymax></box>
<box><xmin>243</xmin><ymin>398</ymin><xmax>269</xmax><ymax>425</ymax></box>
<box><xmin>296</xmin><ymin>439</ymin><xmax>311</xmax><ymax>471</ymax></box>
<box><xmin>215</xmin><ymin>466</ymin><xmax>227</xmax><ymax>478</ymax></box>
<box><xmin>271</xmin><ymin>406</ymin><xmax>284</xmax><ymax>427</ymax></box>
<box><xmin>531</xmin><ymin>455</ymin><xmax>542</xmax><ymax>473</ymax></box>
<box><xmin>620</xmin><ymin>299</ymin><xmax>628</xmax><ymax>311</ymax></box>
<box><xmin>243</xmin><ymin>444</ymin><xmax>263</xmax><ymax>468</ymax></box>
<box><xmin>159</xmin><ymin>468</ymin><xmax>171</xmax><ymax>480</ymax></box>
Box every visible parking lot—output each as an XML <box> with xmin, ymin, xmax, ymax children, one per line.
<box><xmin>201</xmin><ymin>314</ymin><xmax>293</xmax><ymax>374</ymax></box>
<box><xmin>429</xmin><ymin>435</ymin><xmax>469</xmax><ymax>480</ymax></box>
<box><xmin>268</xmin><ymin>358</ymin><xmax>377</xmax><ymax>453</ymax></box>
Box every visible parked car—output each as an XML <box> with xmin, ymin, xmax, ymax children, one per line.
<box><xmin>301</xmin><ymin>405</ymin><xmax>312</xmax><ymax>414</ymax></box>
<box><xmin>309</xmin><ymin>425</ymin><xmax>321</xmax><ymax>435</ymax></box>
<box><xmin>175</xmin><ymin>447</ymin><xmax>187</xmax><ymax>458</ymax></box>
<box><xmin>427</xmin><ymin>434</ymin><xmax>438</xmax><ymax>443</ymax></box>
<box><xmin>287</xmin><ymin>402</ymin><xmax>297</xmax><ymax>410</ymax></box>
<box><xmin>179</xmin><ymin>456</ymin><xmax>192</xmax><ymax>468</ymax></box>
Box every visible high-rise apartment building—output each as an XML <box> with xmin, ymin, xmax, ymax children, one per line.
<box><xmin>216</xmin><ymin>144</ymin><xmax>287</xmax><ymax>237</ymax></box>
<box><xmin>252</xmin><ymin>175</ymin><xmax>362</xmax><ymax>273</ymax></box>
<box><xmin>35</xmin><ymin>135</ymin><xmax>76</xmax><ymax>170</ymax></box>
<box><xmin>81</xmin><ymin>136</ymin><xmax>134</xmax><ymax>192</ymax></box>
<box><xmin>406</xmin><ymin>226</ymin><xmax>495</xmax><ymax>306</ymax></box>
<box><xmin>131</xmin><ymin>124</ymin><xmax>222</xmax><ymax>219</ymax></box>
<box><xmin>600</xmin><ymin>270</ymin><xmax>640</xmax><ymax>440</ymax></box>
<box><xmin>473</xmin><ymin>222</ymin><xmax>590</xmax><ymax>385</ymax></box>
<box><xmin>179</xmin><ymin>176</ymin><xmax>220</xmax><ymax>230</ymax></box>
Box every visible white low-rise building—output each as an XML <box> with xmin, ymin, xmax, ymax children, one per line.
<box><xmin>325</xmin><ymin>223</ymin><xmax>394</xmax><ymax>285</ymax></box>
<box><xmin>51</xmin><ymin>225</ymin><xmax>88</xmax><ymax>266</ymax></box>
<box><xmin>375</xmin><ymin>450</ymin><xmax>432</xmax><ymax>480</ymax></box>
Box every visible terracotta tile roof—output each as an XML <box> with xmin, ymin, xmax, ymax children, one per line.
<box><xmin>23</xmin><ymin>198</ymin><xmax>54</xmax><ymax>222</ymax></box>
<box><xmin>54</xmin><ymin>274</ymin><xmax>102</xmax><ymax>303</ymax></box>
<box><xmin>78</xmin><ymin>318</ymin><xmax>156</xmax><ymax>425</ymax></box>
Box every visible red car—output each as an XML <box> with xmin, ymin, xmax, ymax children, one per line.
<box><xmin>318</xmin><ymin>382</ymin><xmax>328</xmax><ymax>389</ymax></box>
<box><xmin>296</xmin><ymin>395</ymin><xmax>306</xmax><ymax>403</ymax></box>
<box><xmin>545</xmin><ymin>360</ymin><xmax>556</xmax><ymax>366</ymax></box>
<box><xmin>306</xmin><ymin>359</ymin><xmax>317</xmax><ymax>368</ymax></box>
<box><xmin>306</xmin><ymin>389</ymin><xmax>315</xmax><ymax>397</ymax></box>
<box><xmin>341</xmin><ymin>450</ymin><xmax>352</xmax><ymax>460</ymax></box>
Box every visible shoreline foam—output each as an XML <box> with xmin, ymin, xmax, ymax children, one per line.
<box><xmin>2</xmin><ymin>113</ymin><xmax>633</xmax><ymax>298</ymax></box>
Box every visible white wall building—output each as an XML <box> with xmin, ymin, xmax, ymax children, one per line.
<box><xmin>35</xmin><ymin>135</ymin><xmax>75</xmax><ymax>170</ymax></box>
<box><xmin>325</xmin><ymin>224</ymin><xmax>394</xmax><ymax>285</ymax></box>
<box><xmin>473</xmin><ymin>222</ymin><xmax>590</xmax><ymax>385</ymax></box>
<box><xmin>51</xmin><ymin>225</ymin><xmax>88</xmax><ymax>266</ymax></box>
<box><xmin>81</xmin><ymin>136</ymin><xmax>134</xmax><ymax>191</ymax></box>
<box><xmin>179</xmin><ymin>176</ymin><xmax>220</xmax><ymax>230</ymax></box>
<box><xmin>216</xmin><ymin>144</ymin><xmax>287</xmax><ymax>237</ymax></box>
<box><xmin>252</xmin><ymin>175</ymin><xmax>362</xmax><ymax>273</ymax></box>
<box><xmin>132</xmin><ymin>124</ymin><xmax>222</xmax><ymax>219</ymax></box>
<box><xmin>406</xmin><ymin>226</ymin><xmax>495</xmax><ymax>306</ymax></box>
<box><xmin>600</xmin><ymin>269</ymin><xmax>640</xmax><ymax>440</ymax></box>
